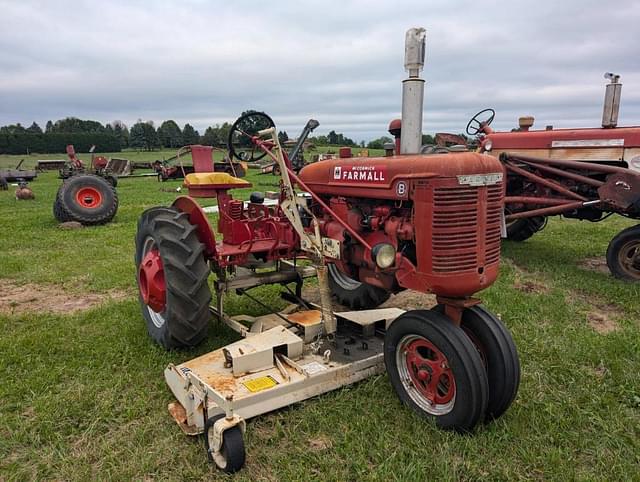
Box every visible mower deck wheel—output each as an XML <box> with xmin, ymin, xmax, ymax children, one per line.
<box><xmin>135</xmin><ymin>206</ymin><xmax>211</xmax><ymax>349</ymax></box>
<box><xmin>205</xmin><ymin>415</ymin><xmax>246</xmax><ymax>473</ymax></box>
<box><xmin>327</xmin><ymin>263</ymin><xmax>390</xmax><ymax>310</ymax></box>
<box><xmin>384</xmin><ymin>309</ymin><xmax>488</xmax><ymax>432</ymax></box>
<box><xmin>606</xmin><ymin>224</ymin><xmax>640</xmax><ymax>281</ymax></box>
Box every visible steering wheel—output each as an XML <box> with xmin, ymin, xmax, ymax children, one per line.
<box><xmin>466</xmin><ymin>108</ymin><xmax>495</xmax><ymax>136</ymax></box>
<box><xmin>227</xmin><ymin>111</ymin><xmax>276</xmax><ymax>162</ymax></box>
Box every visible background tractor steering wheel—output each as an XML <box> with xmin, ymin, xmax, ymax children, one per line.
<box><xmin>228</xmin><ymin>111</ymin><xmax>276</xmax><ymax>162</ymax></box>
<box><xmin>466</xmin><ymin>108</ymin><xmax>495</xmax><ymax>136</ymax></box>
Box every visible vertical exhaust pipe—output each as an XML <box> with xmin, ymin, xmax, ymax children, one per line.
<box><xmin>400</xmin><ymin>28</ymin><xmax>426</xmax><ymax>154</ymax></box>
<box><xmin>602</xmin><ymin>72</ymin><xmax>622</xmax><ymax>128</ymax></box>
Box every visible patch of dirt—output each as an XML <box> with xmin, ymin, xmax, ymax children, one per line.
<box><xmin>0</xmin><ymin>279</ymin><xmax>131</xmax><ymax>316</ymax></box>
<box><xmin>513</xmin><ymin>278</ymin><xmax>550</xmax><ymax>295</ymax></box>
<box><xmin>57</xmin><ymin>221</ymin><xmax>84</xmax><ymax>230</ymax></box>
<box><xmin>578</xmin><ymin>256</ymin><xmax>610</xmax><ymax>275</ymax></box>
<box><xmin>308</xmin><ymin>435</ymin><xmax>332</xmax><ymax>451</ymax></box>
<box><xmin>302</xmin><ymin>286</ymin><xmax>436</xmax><ymax>312</ymax></box>
<box><xmin>586</xmin><ymin>309</ymin><xmax>620</xmax><ymax>334</ymax></box>
<box><xmin>566</xmin><ymin>290</ymin><xmax>622</xmax><ymax>334</ymax></box>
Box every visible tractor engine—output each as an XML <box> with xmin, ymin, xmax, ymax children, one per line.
<box><xmin>298</xmin><ymin>152</ymin><xmax>505</xmax><ymax>298</ymax></box>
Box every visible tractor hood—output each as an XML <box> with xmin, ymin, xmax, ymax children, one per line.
<box><xmin>298</xmin><ymin>152</ymin><xmax>503</xmax><ymax>200</ymax></box>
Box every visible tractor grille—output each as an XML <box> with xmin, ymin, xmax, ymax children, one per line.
<box><xmin>431</xmin><ymin>182</ymin><xmax>503</xmax><ymax>273</ymax></box>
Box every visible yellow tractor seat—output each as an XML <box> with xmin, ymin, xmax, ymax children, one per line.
<box><xmin>184</xmin><ymin>172</ymin><xmax>252</xmax><ymax>197</ymax></box>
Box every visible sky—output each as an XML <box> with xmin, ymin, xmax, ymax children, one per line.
<box><xmin>1</xmin><ymin>0</ymin><xmax>639</xmax><ymax>142</ymax></box>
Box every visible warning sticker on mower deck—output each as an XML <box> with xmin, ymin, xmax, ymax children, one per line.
<box><xmin>332</xmin><ymin>165</ymin><xmax>387</xmax><ymax>183</ymax></box>
<box><xmin>301</xmin><ymin>361</ymin><xmax>328</xmax><ymax>375</ymax></box>
<box><xmin>243</xmin><ymin>376</ymin><xmax>278</xmax><ymax>393</ymax></box>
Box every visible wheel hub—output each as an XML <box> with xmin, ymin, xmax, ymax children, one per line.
<box><xmin>618</xmin><ymin>240</ymin><xmax>640</xmax><ymax>276</ymax></box>
<box><xmin>139</xmin><ymin>248</ymin><xmax>166</xmax><ymax>313</ymax></box>
<box><xmin>75</xmin><ymin>187</ymin><xmax>102</xmax><ymax>209</ymax></box>
<box><xmin>404</xmin><ymin>338</ymin><xmax>455</xmax><ymax>406</ymax></box>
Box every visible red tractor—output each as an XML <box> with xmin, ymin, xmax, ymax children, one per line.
<box><xmin>135</xmin><ymin>29</ymin><xmax>518</xmax><ymax>472</ymax></box>
<box><xmin>464</xmin><ymin>74</ymin><xmax>640</xmax><ymax>280</ymax></box>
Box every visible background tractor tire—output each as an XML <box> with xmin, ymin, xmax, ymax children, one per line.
<box><xmin>56</xmin><ymin>174</ymin><xmax>118</xmax><ymax>225</ymax></box>
<box><xmin>606</xmin><ymin>224</ymin><xmax>640</xmax><ymax>281</ymax></box>
<box><xmin>53</xmin><ymin>198</ymin><xmax>73</xmax><ymax>223</ymax></box>
<box><xmin>327</xmin><ymin>263</ymin><xmax>390</xmax><ymax>310</ymax></box>
<box><xmin>506</xmin><ymin>216</ymin><xmax>546</xmax><ymax>242</ymax></box>
<box><xmin>135</xmin><ymin>207</ymin><xmax>211</xmax><ymax>349</ymax></box>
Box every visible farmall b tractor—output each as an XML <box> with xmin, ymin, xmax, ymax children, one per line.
<box><xmin>135</xmin><ymin>29</ymin><xmax>519</xmax><ymax>473</ymax></box>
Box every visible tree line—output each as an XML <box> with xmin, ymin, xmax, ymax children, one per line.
<box><xmin>0</xmin><ymin>115</ymin><xmax>417</xmax><ymax>155</ymax></box>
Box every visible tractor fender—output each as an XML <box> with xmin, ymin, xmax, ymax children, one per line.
<box><xmin>172</xmin><ymin>196</ymin><xmax>217</xmax><ymax>257</ymax></box>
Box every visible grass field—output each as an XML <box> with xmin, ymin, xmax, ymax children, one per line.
<box><xmin>0</xmin><ymin>158</ymin><xmax>639</xmax><ymax>481</ymax></box>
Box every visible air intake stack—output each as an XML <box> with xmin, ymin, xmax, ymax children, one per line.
<box><xmin>400</xmin><ymin>28</ymin><xmax>426</xmax><ymax>154</ymax></box>
<box><xmin>602</xmin><ymin>72</ymin><xmax>622</xmax><ymax>128</ymax></box>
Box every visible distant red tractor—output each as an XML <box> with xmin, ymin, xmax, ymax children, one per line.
<box><xmin>464</xmin><ymin>74</ymin><xmax>640</xmax><ymax>280</ymax></box>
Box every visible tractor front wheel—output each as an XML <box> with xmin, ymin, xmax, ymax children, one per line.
<box><xmin>435</xmin><ymin>305</ymin><xmax>520</xmax><ymax>421</ymax></box>
<box><xmin>384</xmin><ymin>309</ymin><xmax>488</xmax><ymax>432</ymax></box>
<box><xmin>205</xmin><ymin>415</ymin><xmax>246</xmax><ymax>473</ymax></box>
<box><xmin>135</xmin><ymin>206</ymin><xmax>212</xmax><ymax>349</ymax></box>
<box><xmin>606</xmin><ymin>224</ymin><xmax>640</xmax><ymax>281</ymax></box>
<box><xmin>327</xmin><ymin>263</ymin><xmax>390</xmax><ymax>310</ymax></box>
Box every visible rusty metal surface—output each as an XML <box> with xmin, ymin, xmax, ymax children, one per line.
<box><xmin>168</xmin><ymin>401</ymin><xmax>200</xmax><ymax>435</ymax></box>
<box><xmin>598</xmin><ymin>172</ymin><xmax>640</xmax><ymax>210</ymax></box>
<box><xmin>286</xmin><ymin>310</ymin><xmax>322</xmax><ymax>326</ymax></box>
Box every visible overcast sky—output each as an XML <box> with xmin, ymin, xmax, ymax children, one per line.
<box><xmin>1</xmin><ymin>0</ymin><xmax>639</xmax><ymax>141</ymax></box>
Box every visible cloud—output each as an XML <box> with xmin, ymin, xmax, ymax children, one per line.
<box><xmin>0</xmin><ymin>0</ymin><xmax>638</xmax><ymax>140</ymax></box>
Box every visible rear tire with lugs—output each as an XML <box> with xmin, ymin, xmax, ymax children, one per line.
<box><xmin>506</xmin><ymin>216</ymin><xmax>546</xmax><ymax>242</ymax></box>
<box><xmin>135</xmin><ymin>206</ymin><xmax>212</xmax><ymax>349</ymax></box>
<box><xmin>328</xmin><ymin>263</ymin><xmax>390</xmax><ymax>310</ymax></box>
<box><xmin>56</xmin><ymin>174</ymin><xmax>118</xmax><ymax>225</ymax></box>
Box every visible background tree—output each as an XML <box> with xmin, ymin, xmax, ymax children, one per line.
<box><xmin>367</xmin><ymin>136</ymin><xmax>393</xmax><ymax>149</ymax></box>
<box><xmin>26</xmin><ymin>122</ymin><xmax>42</xmax><ymax>134</ymax></box>
<box><xmin>158</xmin><ymin>120</ymin><xmax>183</xmax><ymax>148</ymax></box>
<box><xmin>182</xmin><ymin>123</ymin><xmax>199</xmax><ymax>145</ymax></box>
<box><xmin>278</xmin><ymin>131</ymin><xmax>289</xmax><ymax>144</ymax></box>
<box><xmin>129</xmin><ymin>121</ymin><xmax>159</xmax><ymax>151</ymax></box>
<box><xmin>45</xmin><ymin>120</ymin><xmax>54</xmax><ymax>133</ymax></box>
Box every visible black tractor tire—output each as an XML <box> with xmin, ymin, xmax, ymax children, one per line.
<box><xmin>105</xmin><ymin>174</ymin><xmax>118</xmax><ymax>187</ymax></box>
<box><xmin>135</xmin><ymin>206</ymin><xmax>211</xmax><ymax>349</ymax></box>
<box><xmin>56</xmin><ymin>174</ymin><xmax>118</xmax><ymax>226</ymax></box>
<box><xmin>436</xmin><ymin>305</ymin><xmax>520</xmax><ymax>421</ymax></box>
<box><xmin>384</xmin><ymin>309</ymin><xmax>489</xmax><ymax>432</ymax></box>
<box><xmin>327</xmin><ymin>263</ymin><xmax>390</xmax><ymax>310</ymax></box>
<box><xmin>205</xmin><ymin>414</ymin><xmax>246</xmax><ymax>473</ymax></box>
<box><xmin>606</xmin><ymin>224</ymin><xmax>640</xmax><ymax>281</ymax></box>
<box><xmin>53</xmin><ymin>198</ymin><xmax>73</xmax><ymax>223</ymax></box>
<box><xmin>506</xmin><ymin>216</ymin><xmax>546</xmax><ymax>242</ymax></box>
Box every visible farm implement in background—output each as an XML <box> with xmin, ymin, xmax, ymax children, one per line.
<box><xmin>134</xmin><ymin>29</ymin><xmax>520</xmax><ymax>473</ymax></box>
<box><xmin>155</xmin><ymin>145</ymin><xmax>247</xmax><ymax>182</ymax></box>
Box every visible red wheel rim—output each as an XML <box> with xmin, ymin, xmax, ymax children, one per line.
<box><xmin>138</xmin><ymin>248</ymin><xmax>166</xmax><ymax>313</ymax></box>
<box><xmin>404</xmin><ymin>338</ymin><xmax>456</xmax><ymax>405</ymax></box>
<box><xmin>75</xmin><ymin>187</ymin><xmax>103</xmax><ymax>209</ymax></box>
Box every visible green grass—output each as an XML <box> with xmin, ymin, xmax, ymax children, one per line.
<box><xmin>0</xmin><ymin>166</ymin><xmax>639</xmax><ymax>481</ymax></box>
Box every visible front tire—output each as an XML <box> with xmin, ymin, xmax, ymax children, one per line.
<box><xmin>328</xmin><ymin>263</ymin><xmax>390</xmax><ymax>310</ymax></box>
<box><xmin>384</xmin><ymin>309</ymin><xmax>489</xmax><ymax>432</ymax></box>
<box><xmin>606</xmin><ymin>224</ymin><xmax>640</xmax><ymax>281</ymax></box>
<box><xmin>135</xmin><ymin>207</ymin><xmax>212</xmax><ymax>349</ymax></box>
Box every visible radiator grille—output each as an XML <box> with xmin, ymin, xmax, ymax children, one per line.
<box><xmin>431</xmin><ymin>182</ymin><xmax>503</xmax><ymax>273</ymax></box>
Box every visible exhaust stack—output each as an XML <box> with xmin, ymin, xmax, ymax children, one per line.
<box><xmin>602</xmin><ymin>72</ymin><xmax>622</xmax><ymax>128</ymax></box>
<box><xmin>400</xmin><ymin>28</ymin><xmax>426</xmax><ymax>154</ymax></box>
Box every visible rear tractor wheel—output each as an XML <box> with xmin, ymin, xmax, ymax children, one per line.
<box><xmin>135</xmin><ymin>206</ymin><xmax>212</xmax><ymax>349</ymax></box>
<box><xmin>327</xmin><ymin>263</ymin><xmax>390</xmax><ymax>310</ymax></box>
<box><xmin>55</xmin><ymin>174</ymin><xmax>118</xmax><ymax>225</ymax></box>
<box><xmin>506</xmin><ymin>216</ymin><xmax>546</xmax><ymax>242</ymax></box>
<box><xmin>606</xmin><ymin>224</ymin><xmax>640</xmax><ymax>281</ymax></box>
<box><xmin>384</xmin><ymin>309</ymin><xmax>489</xmax><ymax>432</ymax></box>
